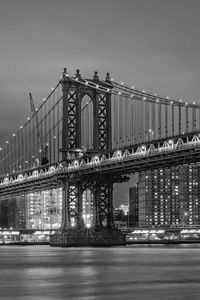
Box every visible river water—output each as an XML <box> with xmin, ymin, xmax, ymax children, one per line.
<box><xmin>0</xmin><ymin>244</ymin><xmax>200</xmax><ymax>300</ymax></box>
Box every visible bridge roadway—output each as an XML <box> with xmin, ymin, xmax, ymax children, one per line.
<box><xmin>0</xmin><ymin>131</ymin><xmax>200</xmax><ymax>198</ymax></box>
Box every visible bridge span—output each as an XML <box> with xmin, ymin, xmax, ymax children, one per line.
<box><xmin>1</xmin><ymin>68</ymin><xmax>200</xmax><ymax>246</ymax></box>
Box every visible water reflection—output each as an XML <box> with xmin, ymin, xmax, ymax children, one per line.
<box><xmin>0</xmin><ymin>245</ymin><xmax>200</xmax><ymax>299</ymax></box>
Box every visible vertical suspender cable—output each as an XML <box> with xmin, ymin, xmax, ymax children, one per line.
<box><xmin>29</xmin><ymin>119</ymin><xmax>32</xmax><ymax>168</ymax></box>
<box><xmin>131</xmin><ymin>100</ymin><xmax>136</xmax><ymax>144</ymax></box>
<box><xmin>57</xmin><ymin>96</ymin><xmax>60</xmax><ymax>162</ymax></box>
<box><xmin>18</xmin><ymin>130</ymin><xmax>21</xmax><ymax>170</ymax></box>
<box><xmin>172</xmin><ymin>104</ymin><xmax>175</xmax><ymax>137</ymax></box>
<box><xmin>11</xmin><ymin>137</ymin><xmax>13</xmax><ymax>172</ymax></box>
<box><xmin>3</xmin><ymin>145</ymin><xmax>6</xmax><ymax>176</ymax></box>
<box><xmin>146</xmin><ymin>101</ymin><xmax>149</xmax><ymax>142</ymax></box>
<box><xmin>131</xmin><ymin>98</ymin><xmax>134</xmax><ymax>144</ymax></box>
<box><xmin>192</xmin><ymin>106</ymin><xmax>196</xmax><ymax>132</ymax></box>
<box><xmin>158</xmin><ymin>102</ymin><xmax>162</xmax><ymax>139</ymax></box>
<box><xmin>32</xmin><ymin>117</ymin><xmax>35</xmax><ymax>166</ymax></box>
<box><xmin>44</xmin><ymin>101</ymin><xmax>47</xmax><ymax>157</ymax></box>
<box><xmin>117</xmin><ymin>95</ymin><xmax>120</xmax><ymax>148</ymax></box>
<box><xmin>125</xmin><ymin>97</ymin><xmax>128</xmax><ymax>145</ymax></box>
<box><xmin>186</xmin><ymin>105</ymin><xmax>189</xmax><ymax>133</ymax></box>
<box><xmin>128</xmin><ymin>98</ymin><xmax>131</xmax><ymax>145</ymax></box>
<box><xmin>152</xmin><ymin>101</ymin><xmax>155</xmax><ymax>140</ymax></box>
<box><xmin>8</xmin><ymin>141</ymin><xmax>10</xmax><ymax>174</ymax></box>
<box><xmin>87</xmin><ymin>100</ymin><xmax>90</xmax><ymax>148</ymax></box>
<box><xmin>48</xmin><ymin>97</ymin><xmax>51</xmax><ymax>164</ymax></box>
<box><xmin>114</xmin><ymin>94</ymin><xmax>117</xmax><ymax>148</ymax></box>
<box><xmin>140</xmin><ymin>101</ymin><xmax>143</xmax><ymax>143</ymax></box>
<box><xmin>25</xmin><ymin>123</ymin><xmax>27</xmax><ymax>170</ymax></box>
<box><xmin>40</xmin><ymin>106</ymin><xmax>43</xmax><ymax>163</ymax></box>
<box><xmin>120</xmin><ymin>95</ymin><xmax>123</xmax><ymax>147</ymax></box>
<box><xmin>21</xmin><ymin>128</ymin><xmax>23</xmax><ymax>170</ymax></box>
<box><xmin>165</xmin><ymin>104</ymin><xmax>168</xmax><ymax>138</ymax></box>
<box><xmin>81</xmin><ymin>101</ymin><xmax>84</xmax><ymax>148</ymax></box>
<box><xmin>137</xmin><ymin>101</ymin><xmax>140</xmax><ymax>143</ymax></box>
<box><xmin>179</xmin><ymin>104</ymin><xmax>181</xmax><ymax>135</ymax></box>
<box><xmin>142</xmin><ymin>100</ymin><xmax>145</xmax><ymax>142</ymax></box>
<box><xmin>143</xmin><ymin>101</ymin><xmax>146</xmax><ymax>142</ymax></box>
<box><xmin>53</xmin><ymin>92</ymin><xmax>56</xmax><ymax>164</ymax></box>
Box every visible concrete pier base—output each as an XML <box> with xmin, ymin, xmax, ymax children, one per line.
<box><xmin>50</xmin><ymin>227</ymin><xmax>126</xmax><ymax>247</ymax></box>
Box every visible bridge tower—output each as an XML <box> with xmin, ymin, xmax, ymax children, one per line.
<box><xmin>50</xmin><ymin>68</ymin><xmax>125</xmax><ymax>246</ymax></box>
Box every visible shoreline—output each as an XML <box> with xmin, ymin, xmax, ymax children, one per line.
<box><xmin>1</xmin><ymin>240</ymin><xmax>200</xmax><ymax>246</ymax></box>
<box><xmin>126</xmin><ymin>240</ymin><xmax>200</xmax><ymax>245</ymax></box>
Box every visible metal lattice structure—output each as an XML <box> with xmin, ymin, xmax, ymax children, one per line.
<box><xmin>60</xmin><ymin>68</ymin><xmax>113</xmax><ymax>228</ymax></box>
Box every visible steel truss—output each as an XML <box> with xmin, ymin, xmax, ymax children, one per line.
<box><xmin>61</xmin><ymin>69</ymin><xmax>113</xmax><ymax>228</ymax></box>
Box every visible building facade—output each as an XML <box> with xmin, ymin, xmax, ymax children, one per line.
<box><xmin>129</xmin><ymin>185</ymin><xmax>139</xmax><ymax>227</ymax></box>
<box><xmin>26</xmin><ymin>188</ymin><xmax>62</xmax><ymax>229</ymax></box>
<box><xmin>138</xmin><ymin>164</ymin><xmax>200</xmax><ymax>227</ymax></box>
<box><xmin>0</xmin><ymin>196</ymin><xmax>26</xmax><ymax>229</ymax></box>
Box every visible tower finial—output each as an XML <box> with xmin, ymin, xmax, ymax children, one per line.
<box><xmin>62</xmin><ymin>67</ymin><xmax>68</xmax><ymax>80</ymax></box>
<box><xmin>93</xmin><ymin>71</ymin><xmax>99</xmax><ymax>81</ymax></box>
<box><xmin>106</xmin><ymin>72</ymin><xmax>111</xmax><ymax>82</ymax></box>
<box><xmin>75</xmin><ymin>69</ymin><xmax>81</xmax><ymax>79</ymax></box>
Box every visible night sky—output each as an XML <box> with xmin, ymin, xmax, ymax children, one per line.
<box><xmin>0</xmin><ymin>0</ymin><xmax>200</xmax><ymax>205</ymax></box>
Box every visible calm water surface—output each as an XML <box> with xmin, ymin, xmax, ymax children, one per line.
<box><xmin>1</xmin><ymin>244</ymin><xmax>200</xmax><ymax>300</ymax></box>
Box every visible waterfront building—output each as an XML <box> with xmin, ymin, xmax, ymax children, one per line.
<box><xmin>138</xmin><ymin>164</ymin><xmax>200</xmax><ymax>227</ymax></box>
<box><xmin>129</xmin><ymin>185</ymin><xmax>139</xmax><ymax>227</ymax></box>
<box><xmin>0</xmin><ymin>196</ymin><xmax>26</xmax><ymax>229</ymax></box>
<box><xmin>15</xmin><ymin>195</ymin><xmax>26</xmax><ymax>228</ymax></box>
<box><xmin>0</xmin><ymin>200</ymin><xmax>8</xmax><ymax>228</ymax></box>
<box><xmin>26</xmin><ymin>188</ymin><xmax>62</xmax><ymax>229</ymax></box>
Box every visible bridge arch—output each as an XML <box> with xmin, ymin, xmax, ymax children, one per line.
<box><xmin>81</xmin><ymin>95</ymin><xmax>94</xmax><ymax>149</ymax></box>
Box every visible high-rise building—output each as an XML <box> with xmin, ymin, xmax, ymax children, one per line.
<box><xmin>26</xmin><ymin>188</ymin><xmax>62</xmax><ymax>229</ymax></box>
<box><xmin>15</xmin><ymin>195</ymin><xmax>26</xmax><ymax>229</ymax></box>
<box><xmin>0</xmin><ymin>200</ymin><xmax>8</xmax><ymax>228</ymax></box>
<box><xmin>138</xmin><ymin>164</ymin><xmax>200</xmax><ymax>227</ymax></box>
<box><xmin>0</xmin><ymin>196</ymin><xmax>26</xmax><ymax>229</ymax></box>
<box><xmin>129</xmin><ymin>185</ymin><xmax>138</xmax><ymax>226</ymax></box>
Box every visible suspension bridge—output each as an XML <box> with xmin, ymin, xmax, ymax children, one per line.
<box><xmin>0</xmin><ymin>68</ymin><xmax>200</xmax><ymax>246</ymax></box>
